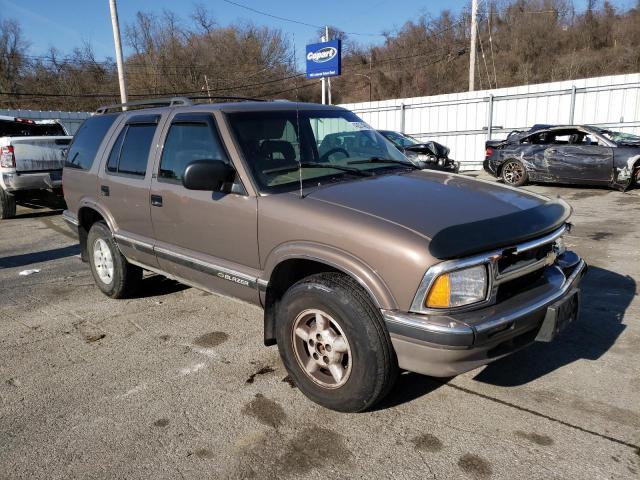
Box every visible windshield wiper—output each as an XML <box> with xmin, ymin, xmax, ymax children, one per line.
<box><xmin>262</xmin><ymin>162</ymin><xmax>372</xmax><ymax>177</ymax></box>
<box><xmin>347</xmin><ymin>157</ymin><xmax>419</xmax><ymax>169</ymax></box>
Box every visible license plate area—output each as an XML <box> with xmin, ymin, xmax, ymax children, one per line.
<box><xmin>535</xmin><ymin>289</ymin><xmax>580</xmax><ymax>342</ymax></box>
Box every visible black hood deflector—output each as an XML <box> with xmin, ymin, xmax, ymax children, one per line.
<box><xmin>429</xmin><ymin>201</ymin><xmax>570</xmax><ymax>260</ymax></box>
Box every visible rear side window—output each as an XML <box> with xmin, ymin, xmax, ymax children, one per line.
<box><xmin>159</xmin><ymin>119</ymin><xmax>228</xmax><ymax>183</ymax></box>
<box><xmin>106</xmin><ymin>128</ymin><xmax>126</xmax><ymax>173</ymax></box>
<box><xmin>106</xmin><ymin>123</ymin><xmax>157</xmax><ymax>177</ymax></box>
<box><xmin>65</xmin><ymin>114</ymin><xmax>118</xmax><ymax>170</ymax></box>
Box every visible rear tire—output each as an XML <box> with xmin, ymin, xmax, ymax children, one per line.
<box><xmin>501</xmin><ymin>159</ymin><xmax>528</xmax><ymax>187</ymax></box>
<box><xmin>276</xmin><ymin>272</ymin><xmax>398</xmax><ymax>412</ymax></box>
<box><xmin>87</xmin><ymin>221</ymin><xmax>142</xmax><ymax>298</ymax></box>
<box><xmin>0</xmin><ymin>188</ymin><xmax>16</xmax><ymax>219</ymax></box>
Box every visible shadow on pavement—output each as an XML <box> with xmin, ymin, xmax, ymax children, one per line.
<box><xmin>0</xmin><ymin>244</ymin><xmax>80</xmax><ymax>269</ymax></box>
<box><xmin>373</xmin><ymin>372</ymin><xmax>447</xmax><ymax>411</ymax></box>
<box><xmin>13</xmin><ymin>209</ymin><xmax>63</xmax><ymax>220</ymax></box>
<box><xmin>473</xmin><ymin>265</ymin><xmax>633</xmax><ymax>387</ymax></box>
<box><xmin>135</xmin><ymin>274</ymin><xmax>191</xmax><ymax>298</ymax></box>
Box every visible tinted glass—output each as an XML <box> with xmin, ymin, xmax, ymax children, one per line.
<box><xmin>106</xmin><ymin>127</ymin><xmax>126</xmax><ymax>173</ymax></box>
<box><xmin>115</xmin><ymin>124</ymin><xmax>156</xmax><ymax>176</ymax></box>
<box><xmin>159</xmin><ymin>122</ymin><xmax>228</xmax><ymax>183</ymax></box>
<box><xmin>0</xmin><ymin>120</ymin><xmax>66</xmax><ymax>137</ymax></box>
<box><xmin>65</xmin><ymin>114</ymin><xmax>118</xmax><ymax>170</ymax></box>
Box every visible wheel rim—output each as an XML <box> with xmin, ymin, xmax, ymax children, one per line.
<box><xmin>93</xmin><ymin>238</ymin><xmax>114</xmax><ymax>285</ymax></box>
<box><xmin>291</xmin><ymin>309</ymin><xmax>352</xmax><ymax>389</ymax></box>
<box><xmin>503</xmin><ymin>161</ymin><xmax>524</xmax><ymax>184</ymax></box>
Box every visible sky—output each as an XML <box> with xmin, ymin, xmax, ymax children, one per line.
<box><xmin>1</xmin><ymin>0</ymin><xmax>637</xmax><ymax>67</ymax></box>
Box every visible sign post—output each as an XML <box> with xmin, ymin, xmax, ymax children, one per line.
<box><xmin>306</xmin><ymin>38</ymin><xmax>341</xmax><ymax>104</ymax></box>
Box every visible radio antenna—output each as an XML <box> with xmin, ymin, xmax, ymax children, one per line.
<box><xmin>293</xmin><ymin>35</ymin><xmax>304</xmax><ymax>199</ymax></box>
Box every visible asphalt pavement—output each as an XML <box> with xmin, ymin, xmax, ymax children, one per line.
<box><xmin>1</xmin><ymin>176</ymin><xmax>639</xmax><ymax>479</ymax></box>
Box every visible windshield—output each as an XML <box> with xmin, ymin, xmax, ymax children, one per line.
<box><xmin>380</xmin><ymin>130</ymin><xmax>419</xmax><ymax>148</ymax></box>
<box><xmin>227</xmin><ymin>109</ymin><xmax>412</xmax><ymax>193</ymax></box>
<box><xmin>591</xmin><ymin>127</ymin><xmax>640</xmax><ymax>145</ymax></box>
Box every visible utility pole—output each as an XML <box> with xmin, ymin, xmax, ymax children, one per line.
<box><xmin>203</xmin><ymin>75</ymin><xmax>212</xmax><ymax>103</ymax></box>
<box><xmin>320</xmin><ymin>28</ymin><xmax>326</xmax><ymax>105</ymax></box>
<box><xmin>326</xmin><ymin>26</ymin><xmax>332</xmax><ymax>105</ymax></box>
<box><xmin>469</xmin><ymin>0</ymin><xmax>478</xmax><ymax>92</ymax></box>
<box><xmin>108</xmin><ymin>0</ymin><xmax>128</xmax><ymax>108</ymax></box>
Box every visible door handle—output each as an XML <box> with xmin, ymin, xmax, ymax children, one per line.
<box><xmin>150</xmin><ymin>194</ymin><xmax>163</xmax><ymax>207</ymax></box>
<box><xmin>100</xmin><ymin>185</ymin><xmax>110</xmax><ymax>196</ymax></box>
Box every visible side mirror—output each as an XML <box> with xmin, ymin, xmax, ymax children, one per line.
<box><xmin>182</xmin><ymin>160</ymin><xmax>235</xmax><ymax>191</ymax></box>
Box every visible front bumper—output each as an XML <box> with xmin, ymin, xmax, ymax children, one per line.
<box><xmin>382</xmin><ymin>255</ymin><xmax>587</xmax><ymax>377</ymax></box>
<box><xmin>1</xmin><ymin>170</ymin><xmax>62</xmax><ymax>192</ymax></box>
<box><xmin>418</xmin><ymin>161</ymin><xmax>459</xmax><ymax>173</ymax></box>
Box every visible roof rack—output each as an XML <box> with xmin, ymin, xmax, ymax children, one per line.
<box><xmin>186</xmin><ymin>95</ymin><xmax>267</xmax><ymax>103</ymax></box>
<box><xmin>95</xmin><ymin>95</ymin><xmax>268</xmax><ymax>114</ymax></box>
<box><xmin>95</xmin><ymin>97</ymin><xmax>192</xmax><ymax>114</ymax></box>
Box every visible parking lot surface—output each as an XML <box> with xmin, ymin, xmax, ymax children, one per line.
<box><xmin>1</xmin><ymin>175</ymin><xmax>639</xmax><ymax>479</ymax></box>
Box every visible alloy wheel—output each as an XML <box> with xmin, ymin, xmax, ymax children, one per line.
<box><xmin>291</xmin><ymin>309</ymin><xmax>352</xmax><ymax>388</ymax></box>
<box><xmin>503</xmin><ymin>161</ymin><xmax>525</xmax><ymax>184</ymax></box>
<box><xmin>93</xmin><ymin>238</ymin><xmax>114</xmax><ymax>284</ymax></box>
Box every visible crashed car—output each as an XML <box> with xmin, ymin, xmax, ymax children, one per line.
<box><xmin>379</xmin><ymin>130</ymin><xmax>459</xmax><ymax>172</ymax></box>
<box><xmin>484</xmin><ymin>125</ymin><xmax>640</xmax><ymax>190</ymax></box>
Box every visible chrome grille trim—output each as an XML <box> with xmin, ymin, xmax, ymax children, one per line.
<box><xmin>410</xmin><ymin>224</ymin><xmax>567</xmax><ymax>314</ymax></box>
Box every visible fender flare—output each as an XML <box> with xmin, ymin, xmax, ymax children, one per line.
<box><xmin>77</xmin><ymin>199</ymin><xmax>118</xmax><ymax>233</ymax></box>
<box><xmin>262</xmin><ymin>241</ymin><xmax>398</xmax><ymax>310</ymax></box>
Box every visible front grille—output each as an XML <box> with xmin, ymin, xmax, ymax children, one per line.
<box><xmin>492</xmin><ymin>239</ymin><xmax>558</xmax><ymax>304</ymax></box>
<box><xmin>497</xmin><ymin>243</ymin><xmax>553</xmax><ymax>277</ymax></box>
<box><xmin>495</xmin><ymin>268</ymin><xmax>547</xmax><ymax>303</ymax></box>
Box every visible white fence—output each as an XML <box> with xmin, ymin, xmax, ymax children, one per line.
<box><xmin>340</xmin><ymin>73</ymin><xmax>640</xmax><ymax>170</ymax></box>
<box><xmin>0</xmin><ymin>109</ymin><xmax>90</xmax><ymax>134</ymax></box>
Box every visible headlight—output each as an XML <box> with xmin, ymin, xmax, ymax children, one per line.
<box><xmin>425</xmin><ymin>264</ymin><xmax>488</xmax><ymax>308</ymax></box>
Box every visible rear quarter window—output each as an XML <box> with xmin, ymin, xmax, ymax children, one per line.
<box><xmin>65</xmin><ymin>114</ymin><xmax>119</xmax><ymax>171</ymax></box>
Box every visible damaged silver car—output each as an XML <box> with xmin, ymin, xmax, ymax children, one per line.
<box><xmin>484</xmin><ymin>125</ymin><xmax>640</xmax><ymax>190</ymax></box>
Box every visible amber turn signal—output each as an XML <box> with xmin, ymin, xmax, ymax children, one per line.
<box><xmin>425</xmin><ymin>273</ymin><xmax>450</xmax><ymax>308</ymax></box>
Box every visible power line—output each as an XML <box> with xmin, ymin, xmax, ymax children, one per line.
<box><xmin>476</xmin><ymin>21</ymin><xmax>492</xmax><ymax>89</ymax></box>
<box><xmin>220</xmin><ymin>0</ymin><xmax>385</xmax><ymax>37</ymax></box>
<box><xmin>485</xmin><ymin>5</ymin><xmax>498</xmax><ymax>89</ymax></box>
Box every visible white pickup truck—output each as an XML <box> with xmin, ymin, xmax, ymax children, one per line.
<box><xmin>0</xmin><ymin>115</ymin><xmax>72</xmax><ymax>218</ymax></box>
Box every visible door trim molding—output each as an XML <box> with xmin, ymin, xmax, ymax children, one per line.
<box><xmin>114</xmin><ymin>232</ymin><xmax>265</xmax><ymax>290</ymax></box>
<box><xmin>113</xmin><ymin>234</ymin><xmax>154</xmax><ymax>256</ymax></box>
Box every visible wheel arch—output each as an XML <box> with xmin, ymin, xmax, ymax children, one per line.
<box><xmin>77</xmin><ymin>201</ymin><xmax>114</xmax><ymax>262</ymax></box>
<box><xmin>261</xmin><ymin>243</ymin><xmax>397</xmax><ymax>346</ymax></box>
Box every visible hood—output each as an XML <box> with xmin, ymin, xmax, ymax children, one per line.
<box><xmin>405</xmin><ymin>141</ymin><xmax>450</xmax><ymax>158</ymax></box>
<box><xmin>306</xmin><ymin>170</ymin><xmax>570</xmax><ymax>259</ymax></box>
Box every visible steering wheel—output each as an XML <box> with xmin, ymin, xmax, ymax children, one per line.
<box><xmin>320</xmin><ymin>147</ymin><xmax>350</xmax><ymax>162</ymax></box>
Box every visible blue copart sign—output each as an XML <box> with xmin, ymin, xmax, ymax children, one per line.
<box><xmin>305</xmin><ymin>40</ymin><xmax>341</xmax><ymax>79</ymax></box>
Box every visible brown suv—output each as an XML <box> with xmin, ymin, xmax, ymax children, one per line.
<box><xmin>62</xmin><ymin>98</ymin><xmax>586</xmax><ymax>412</ymax></box>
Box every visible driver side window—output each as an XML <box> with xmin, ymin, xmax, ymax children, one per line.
<box><xmin>159</xmin><ymin>121</ymin><xmax>228</xmax><ymax>184</ymax></box>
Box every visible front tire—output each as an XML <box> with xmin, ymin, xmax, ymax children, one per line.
<box><xmin>501</xmin><ymin>159</ymin><xmax>528</xmax><ymax>187</ymax></box>
<box><xmin>87</xmin><ymin>221</ymin><xmax>142</xmax><ymax>298</ymax></box>
<box><xmin>0</xmin><ymin>188</ymin><xmax>16</xmax><ymax>219</ymax></box>
<box><xmin>276</xmin><ymin>273</ymin><xmax>398</xmax><ymax>412</ymax></box>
